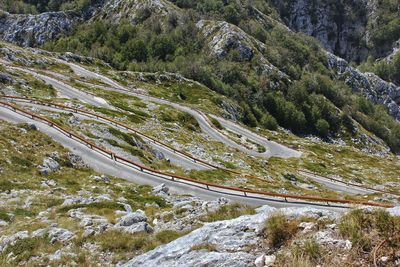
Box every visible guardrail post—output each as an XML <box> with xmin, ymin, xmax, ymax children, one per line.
<box><xmin>284</xmin><ymin>197</ymin><xmax>288</xmax><ymax>202</ymax></box>
<box><xmin>206</xmin><ymin>185</ymin><xmax>209</xmax><ymax>190</ymax></box>
<box><xmin>171</xmin><ymin>176</ymin><xmax>175</xmax><ymax>181</ymax></box>
<box><xmin>244</xmin><ymin>192</ymin><xmax>247</xmax><ymax>197</ymax></box>
<box><xmin>140</xmin><ymin>167</ymin><xmax>143</xmax><ymax>172</ymax></box>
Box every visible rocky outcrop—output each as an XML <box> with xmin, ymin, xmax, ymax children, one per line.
<box><xmin>327</xmin><ymin>52</ymin><xmax>400</xmax><ymax>121</ymax></box>
<box><xmin>272</xmin><ymin>0</ymin><xmax>370</xmax><ymax>62</ymax></box>
<box><xmin>122</xmin><ymin>206</ymin><xmax>338</xmax><ymax>267</ymax></box>
<box><xmin>196</xmin><ymin>20</ymin><xmax>288</xmax><ymax>80</ymax></box>
<box><xmin>196</xmin><ymin>20</ymin><xmax>265</xmax><ymax>62</ymax></box>
<box><xmin>93</xmin><ymin>0</ymin><xmax>181</xmax><ymax>23</ymax></box>
<box><xmin>0</xmin><ymin>10</ymin><xmax>81</xmax><ymax>47</ymax></box>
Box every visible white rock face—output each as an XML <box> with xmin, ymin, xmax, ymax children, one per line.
<box><xmin>0</xmin><ymin>11</ymin><xmax>80</xmax><ymax>46</ymax></box>
<box><xmin>95</xmin><ymin>0</ymin><xmax>181</xmax><ymax>23</ymax></box>
<box><xmin>327</xmin><ymin>52</ymin><xmax>400</xmax><ymax>121</ymax></box>
<box><xmin>123</xmin><ymin>206</ymin><xmax>338</xmax><ymax>267</ymax></box>
<box><xmin>272</xmin><ymin>0</ymin><xmax>370</xmax><ymax>61</ymax></box>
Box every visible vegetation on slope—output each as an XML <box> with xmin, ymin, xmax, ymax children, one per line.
<box><xmin>41</xmin><ymin>0</ymin><xmax>400</xmax><ymax>153</ymax></box>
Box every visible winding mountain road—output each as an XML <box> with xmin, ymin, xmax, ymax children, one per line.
<box><xmin>18</xmin><ymin>101</ymin><xmax>209</xmax><ymax>171</ymax></box>
<box><xmin>0</xmin><ymin>104</ymin><xmax>357</xmax><ymax>211</ymax></box>
<box><xmin>4</xmin><ymin>96</ymin><xmax>382</xmax><ymax>197</ymax></box>
<box><xmin>64</xmin><ymin>61</ymin><xmax>301</xmax><ymax>158</ymax></box>
<box><xmin>8</xmin><ymin>66</ymin><xmax>112</xmax><ymax>109</ymax></box>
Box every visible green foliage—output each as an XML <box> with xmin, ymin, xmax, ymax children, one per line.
<box><xmin>0</xmin><ymin>209</ymin><xmax>11</xmax><ymax>222</ymax></box>
<box><xmin>339</xmin><ymin>209</ymin><xmax>400</xmax><ymax>251</ymax></box>
<box><xmin>315</xmin><ymin>119</ymin><xmax>330</xmax><ymax>138</ymax></box>
<box><xmin>264</xmin><ymin>213</ymin><xmax>299</xmax><ymax>247</ymax></box>
<box><xmin>159</xmin><ymin>109</ymin><xmax>200</xmax><ymax>131</ymax></box>
<box><xmin>291</xmin><ymin>239</ymin><xmax>322</xmax><ymax>264</ymax></box>
<box><xmin>210</xmin><ymin>117</ymin><xmax>223</xmax><ymax>130</ymax></box>
<box><xmin>58</xmin><ymin>201</ymin><xmax>125</xmax><ymax>213</ymax></box>
<box><xmin>199</xmin><ymin>203</ymin><xmax>255</xmax><ymax>222</ymax></box>
<box><xmin>2</xmin><ymin>237</ymin><xmax>47</xmax><ymax>263</ymax></box>
<box><xmin>41</xmin><ymin>0</ymin><xmax>400</xmax><ymax>151</ymax></box>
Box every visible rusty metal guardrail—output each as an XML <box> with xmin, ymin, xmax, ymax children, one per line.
<box><xmin>299</xmin><ymin>170</ymin><xmax>400</xmax><ymax>197</ymax></box>
<box><xmin>0</xmin><ymin>98</ymin><xmax>394</xmax><ymax>208</ymax></box>
<box><xmin>1</xmin><ymin>96</ymin><xmax>270</xmax><ymax>180</ymax></box>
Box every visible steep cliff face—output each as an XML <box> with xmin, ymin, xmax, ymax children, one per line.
<box><xmin>272</xmin><ymin>0</ymin><xmax>370</xmax><ymax>62</ymax></box>
<box><xmin>0</xmin><ymin>10</ymin><xmax>81</xmax><ymax>47</ymax></box>
<box><xmin>327</xmin><ymin>52</ymin><xmax>400</xmax><ymax>121</ymax></box>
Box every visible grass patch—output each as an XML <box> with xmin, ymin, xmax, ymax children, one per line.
<box><xmin>188</xmin><ymin>169</ymin><xmax>232</xmax><ymax>183</ymax></box>
<box><xmin>264</xmin><ymin>212</ymin><xmax>299</xmax><ymax>248</ymax></box>
<box><xmin>58</xmin><ymin>201</ymin><xmax>125</xmax><ymax>213</ymax></box>
<box><xmin>1</xmin><ymin>236</ymin><xmax>52</xmax><ymax>264</ymax></box>
<box><xmin>159</xmin><ymin>108</ymin><xmax>200</xmax><ymax>131</ymax></box>
<box><xmin>93</xmin><ymin>229</ymin><xmax>186</xmax><ymax>262</ymax></box>
<box><xmin>200</xmin><ymin>203</ymin><xmax>255</xmax><ymax>222</ymax></box>
<box><xmin>339</xmin><ymin>208</ymin><xmax>400</xmax><ymax>251</ymax></box>
<box><xmin>191</xmin><ymin>243</ymin><xmax>217</xmax><ymax>251</ymax></box>
<box><xmin>0</xmin><ymin>209</ymin><xmax>11</xmax><ymax>222</ymax></box>
<box><xmin>124</xmin><ymin>186</ymin><xmax>169</xmax><ymax>210</ymax></box>
<box><xmin>210</xmin><ymin>117</ymin><xmax>223</xmax><ymax>130</ymax></box>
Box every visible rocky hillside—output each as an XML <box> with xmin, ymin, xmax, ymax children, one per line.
<box><xmin>0</xmin><ymin>1</ymin><xmax>399</xmax><ymax>266</ymax></box>
<box><xmin>272</xmin><ymin>0</ymin><xmax>400</xmax><ymax>62</ymax></box>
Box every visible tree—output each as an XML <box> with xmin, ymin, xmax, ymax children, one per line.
<box><xmin>315</xmin><ymin>119</ymin><xmax>330</xmax><ymax>137</ymax></box>
<box><xmin>261</xmin><ymin>113</ymin><xmax>278</xmax><ymax>130</ymax></box>
<box><xmin>123</xmin><ymin>39</ymin><xmax>148</xmax><ymax>62</ymax></box>
<box><xmin>150</xmin><ymin>36</ymin><xmax>176</xmax><ymax>61</ymax></box>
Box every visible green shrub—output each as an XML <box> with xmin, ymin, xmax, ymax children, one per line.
<box><xmin>264</xmin><ymin>213</ymin><xmax>298</xmax><ymax>247</ymax></box>
<box><xmin>210</xmin><ymin>117</ymin><xmax>223</xmax><ymax>130</ymax></box>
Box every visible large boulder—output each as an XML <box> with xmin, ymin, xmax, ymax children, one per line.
<box><xmin>47</xmin><ymin>227</ymin><xmax>75</xmax><ymax>244</ymax></box>
<box><xmin>118</xmin><ymin>210</ymin><xmax>147</xmax><ymax>226</ymax></box>
<box><xmin>38</xmin><ymin>157</ymin><xmax>60</xmax><ymax>175</ymax></box>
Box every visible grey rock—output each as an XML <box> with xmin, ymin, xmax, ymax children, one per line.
<box><xmin>48</xmin><ymin>227</ymin><xmax>75</xmax><ymax>244</ymax></box>
<box><xmin>264</xmin><ymin>255</ymin><xmax>276</xmax><ymax>267</ymax></box>
<box><xmin>152</xmin><ymin>183</ymin><xmax>169</xmax><ymax>195</ymax></box>
<box><xmin>115</xmin><ymin>221</ymin><xmax>154</xmax><ymax>234</ymax></box>
<box><xmin>31</xmin><ymin>228</ymin><xmax>48</xmax><ymax>238</ymax></box>
<box><xmin>272</xmin><ymin>0</ymin><xmax>370</xmax><ymax>62</ymax></box>
<box><xmin>90</xmin><ymin>175</ymin><xmax>110</xmax><ymax>183</ymax></box>
<box><xmin>83</xmin><ymin>229</ymin><xmax>95</xmax><ymax>238</ymax></box>
<box><xmin>118</xmin><ymin>210</ymin><xmax>147</xmax><ymax>226</ymax></box>
<box><xmin>27</xmin><ymin>123</ymin><xmax>37</xmax><ymax>130</ymax></box>
<box><xmin>38</xmin><ymin>157</ymin><xmax>60</xmax><ymax>175</ymax></box>
<box><xmin>66</xmin><ymin>152</ymin><xmax>87</xmax><ymax>168</ymax></box>
<box><xmin>298</xmin><ymin>222</ymin><xmax>316</xmax><ymax>233</ymax></box>
<box><xmin>177</xmin><ymin>251</ymin><xmax>256</xmax><ymax>267</ymax></box>
<box><xmin>67</xmin><ymin>115</ymin><xmax>80</xmax><ymax>125</ymax></box>
<box><xmin>122</xmin><ymin>205</ymin><xmax>276</xmax><ymax>266</ymax></box>
<box><xmin>0</xmin><ymin>11</ymin><xmax>81</xmax><ymax>47</ymax></box>
<box><xmin>327</xmin><ymin>52</ymin><xmax>400</xmax><ymax>121</ymax></box>
<box><xmin>314</xmin><ymin>230</ymin><xmax>352</xmax><ymax>250</ymax></box>
<box><xmin>0</xmin><ymin>72</ymin><xmax>13</xmax><ymax>84</ymax></box>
